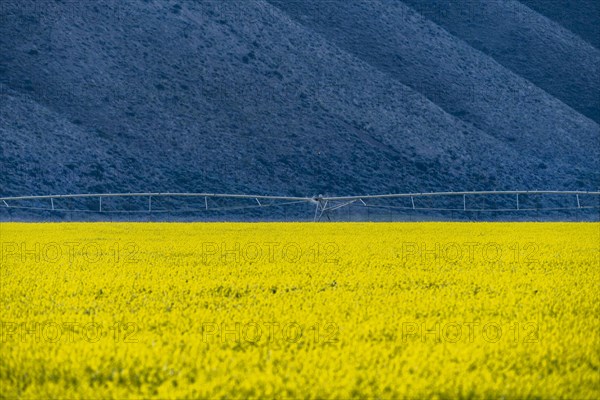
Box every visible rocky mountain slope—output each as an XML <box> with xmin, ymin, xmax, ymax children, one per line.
<box><xmin>1</xmin><ymin>0</ymin><xmax>598</xmax><ymax>211</ymax></box>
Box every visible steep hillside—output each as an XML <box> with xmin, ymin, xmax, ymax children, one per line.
<box><xmin>267</xmin><ymin>0</ymin><xmax>599</xmax><ymax>181</ymax></box>
<box><xmin>1</xmin><ymin>0</ymin><xmax>598</xmax><ymax>213</ymax></box>
<box><xmin>402</xmin><ymin>0</ymin><xmax>600</xmax><ymax>123</ymax></box>
<box><xmin>519</xmin><ymin>0</ymin><xmax>600</xmax><ymax>48</ymax></box>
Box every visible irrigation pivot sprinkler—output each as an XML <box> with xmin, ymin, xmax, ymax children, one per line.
<box><xmin>0</xmin><ymin>191</ymin><xmax>598</xmax><ymax>219</ymax></box>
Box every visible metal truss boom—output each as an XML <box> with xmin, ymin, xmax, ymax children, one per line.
<box><xmin>1</xmin><ymin>190</ymin><xmax>598</xmax><ymax>216</ymax></box>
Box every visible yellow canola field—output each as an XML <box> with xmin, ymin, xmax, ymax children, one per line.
<box><xmin>0</xmin><ymin>222</ymin><xmax>599</xmax><ymax>399</ymax></box>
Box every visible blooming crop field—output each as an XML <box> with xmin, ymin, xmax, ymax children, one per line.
<box><xmin>1</xmin><ymin>222</ymin><xmax>599</xmax><ymax>399</ymax></box>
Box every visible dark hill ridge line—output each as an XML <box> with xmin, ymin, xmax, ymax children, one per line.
<box><xmin>401</xmin><ymin>0</ymin><xmax>600</xmax><ymax>124</ymax></box>
<box><xmin>518</xmin><ymin>0</ymin><xmax>600</xmax><ymax>49</ymax></box>
<box><xmin>266</xmin><ymin>0</ymin><xmax>599</xmax><ymax>174</ymax></box>
<box><xmin>0</xmin><ymin>0</ymin><xmax>598</xmax><ymax>208</ymax></box>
